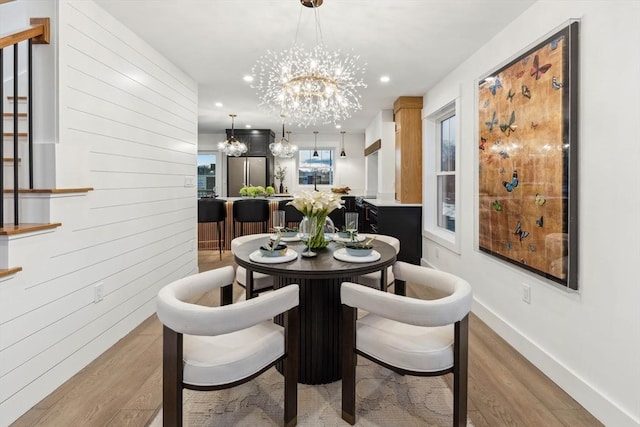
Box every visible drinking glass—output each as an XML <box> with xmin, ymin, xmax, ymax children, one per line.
<box><xmin>273</xmin><ymin>210</ymin><xmax>285</xmax><ymax>235</ymax></box>
<box><xmin>345</xmin><ymin>212</ymin><xmax>359</xmax><ymax>241</ymax></box>
<box><xmin>298</xmin><ymin>216</ymin><xmax>317</xmax><ymax>257</ymax></box>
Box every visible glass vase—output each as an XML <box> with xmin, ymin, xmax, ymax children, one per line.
<box><xmin>300</xmin><ymin>215</ymin><xmax>333</xmax><ymax>249</ymax></box>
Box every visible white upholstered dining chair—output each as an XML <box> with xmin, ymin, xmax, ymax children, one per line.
<box><xmin>340</xmin><ymin>261</ymin><xmax>473</xmax><ymax>426</ymax></box>
<box><xmin>231</xmin><ymin>233</ymin><xmax>275</xmax><ymax>298</ymax></box>
<box><xmin>156</xmin><ymin>266</ymin><xmax>299</xmax><ymax>427</ymax></box>
<box><xmin>354</xmin><ymin>233</ymin><xmax>400</xmax><ymax>292</ymax></box>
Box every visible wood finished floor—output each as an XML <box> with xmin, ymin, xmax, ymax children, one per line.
<box><xmin>12</xmin><ymin>250</ymin><xmax>603</xmax><ymax>427</ymax></box>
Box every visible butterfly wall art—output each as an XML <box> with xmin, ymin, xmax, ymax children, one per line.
<box><xmin>500</xmin><ymin>111</ymin><xmax>517</xmax><ymax>136</ymax></box>
<box><xmin>502</xmin><ymin>170</ymin><xmax>519</xmax><ymax>192</ymax></box>
<box><xmin>477</xmin><ymin>22</ymin><xmax>579</xmax><ymax>289</ymax></box>
<box><xmin>485</xmin><ymin>111</ymin><xmax>498</xmax><ymax>132</ymax></box>
<box><xmin>489</xmin><ymin>77</ymin><xmax>502</xmax><ymax>95</ymax></box>
<box><xmin>552</xmin><ymin>76</ymin><xmax>564</xmax><ymax>90</ymax></box>
<box><xmin>530</xmin><ymin>54</ymin><xmax>552</xmax><ymax>80</ymax></box>
<box><xmin>514</xmin><ymin>221</ymin><xmax>530</xmax><ymax>241</ymax></box>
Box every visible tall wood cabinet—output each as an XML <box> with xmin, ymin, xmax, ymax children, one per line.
<box><xmin>393</xmin><ymin>96</ymin><xmax>423</xmax><ymax>203</ymax></box>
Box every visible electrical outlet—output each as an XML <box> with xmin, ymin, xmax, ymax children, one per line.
<box><xmin>94</xmin><ymin>283</ymin><xmax>104</xmax><ymax>303</ymax></box>
<box><xmin>522</xmin><ymin>283</ymin><xmax>531</xmax><ymax>304</ymax></box>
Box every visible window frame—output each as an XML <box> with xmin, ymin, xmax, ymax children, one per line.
<box><xmin>424</xmin><ymin>99</ymin><xmax>461</xmax><ymax>253</ymax></box>
<box><xmin>197</xmin><ymin>151</ymin><xmax>218</xmax><ymax>197</ymax></box>
<box><xmin>297</xmin><ymin>148</ymin><xmax>335</xmax><ymax>188</ymax></box>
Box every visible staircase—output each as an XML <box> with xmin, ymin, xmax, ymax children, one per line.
<box><xmin>1</xmin><ymin>18</ymin><xmax>92</xmax><ymax>278</ymax></box>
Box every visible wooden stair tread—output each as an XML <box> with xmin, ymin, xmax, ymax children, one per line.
<box><xmin>6</xmin><ymin>96</ymin><xmax>27</xmax><ymax>101</ymax></box>
<box><xmin>3</xmin><ymin>158</ymin><xmax>22</xmax><ymax>162</ymax></box>
<box><xmin>2</xmin><ymin>112</ymin><xmax>27</xmax><ymax>117</ymax></box>
<box><xmin>0</xmin><ymin>223</ymin><xmax>61</xmax><ymax>236</ymax></box>
<box><xmin>2</xmin><ymin>132</ymin><xmax>28</xmax><ymax>137</ymax></box>
<box><xmin>3</xmin><ymin>187</ymin><xmax>93</xmax><ymax>194</ymax></box>
<box><xmin>0</xmin><ymin>266</ymin><xmax>22</xmax><ymax>278</ymax></box>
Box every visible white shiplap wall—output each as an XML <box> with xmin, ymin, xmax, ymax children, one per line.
<box><xmin>0</xmin><ymin>1</ymin><xmax>198</xmax><ymax>424</ymax></box>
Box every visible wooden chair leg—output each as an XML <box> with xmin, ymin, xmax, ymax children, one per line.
<box><xmin>394</xmin><ymin>279</ymin><xmax>406</xmax><ymax>296</ymax></box>
<box><xmin>163</xmin><ymin>326</ymin><xmax>183</xmax><ymax>427</ymax></box>
<box><xmin>220</xmin><ymin>284</ymin><xmax>233</xmax><ymax>306</ymax></box>
<box><xmin>284</xmin><ymin>307</ymin><xmax>299</xmax><ymax>427</ymax></box>
<box><xmin>217</xmin><ymin>221</ymin><xmax>223</xmax><ymax>259</ymax></box>
<box><xmin>341</xmin><ymin>305</ymin><xmax>357</xmax><ymax>425</ymax></box>
<box><xmin>222</xmin><ymin>219</ymin><xmax>226</xmax><ymax>256</ymax></box>
<box><xmin>453</xmin><ymin>315</ymin><xmax>469</xmax><ymax>427</ymax></box>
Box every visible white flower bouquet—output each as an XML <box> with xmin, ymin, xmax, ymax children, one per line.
<box><xmin>287</xmin><ymin>191</ymin><xmax>343</xmax><ymax>249</ymax></box>
<box><xmin>287</xmin><ymin>190</ymin><xmax>343</xmax><ymax>217</ymax></box>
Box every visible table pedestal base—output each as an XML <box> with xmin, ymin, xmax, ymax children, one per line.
<box><xmin>275</xmin><ymin>275</ymin><xmax>354</xmax><ymax>385</ymax></box>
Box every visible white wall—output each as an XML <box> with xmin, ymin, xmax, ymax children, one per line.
<box><xmin>364</xmin><ymin>110</ymin><xmax>395</xmax><ymax>200</ymax></box>
<box><xmin>199</xmin><ymin>131</ymin><xmax>366</xmax><ymax>197</ymax></box>
<box><xmin>0</xmin><ymin>1</ymin><xmax>199</xmax><ymax>424</ymax></box>
<box><xmin>422</xmin><ymin>1</ymin><xmax>640</xmax><ymax>426</ymax></box>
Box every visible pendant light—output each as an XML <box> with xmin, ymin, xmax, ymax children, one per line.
<box><xmin>217</xmin><ymin>114</ymin><xmax>247</xmax><ymax>157</ymax></box>
<box><xmin>312</xmin><ymin>131</ymin><xmax>319</xmax><ymax>158</ymax></box>
<box><xmin>270</xmin><ymin>115</ymin><xmax>298</xmax><ymax>158</ymax></box>
<box><xmin>339</xmin><ymin>131</ymin><xmax>347</xmax><ymax>158</ymax></box>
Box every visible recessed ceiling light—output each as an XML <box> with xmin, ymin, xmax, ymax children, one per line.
<box><xmin>215</xmin><ymin>102</ymin><xmax>223</xmax><ymax>107</ymax></box>
<box><xmin>380</xmin><ymin>75</ymin><xmax>390</xmax><ymax>83</ymax></box>
<box><xmin>243</xmin><ymin>75</ymin><xmax>254</xmax><ymax>82</ymax></box>
<box><xmin>335</xmin><ymin>124</ymin><xmax>342</xmax><ymax>129</ymax></box>
<box><xmin>245</xmin><ymin>124</ymin><xmax>252</xmax><ymax>128</ymax></box>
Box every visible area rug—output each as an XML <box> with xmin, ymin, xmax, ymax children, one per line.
<box><xmin>149</xmin><ymin>356</ymin><xmax>473</xmax><ymax>426</ymax></box>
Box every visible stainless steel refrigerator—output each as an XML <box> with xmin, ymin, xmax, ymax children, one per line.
<box><xmin>227</xmin><ymin>156</ymin><xmax>267</xmax><ymax>196</ymax></box>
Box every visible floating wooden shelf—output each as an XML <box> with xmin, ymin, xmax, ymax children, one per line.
<box><xmin>3</xmin><ymin>187</ymin><xmax>93</xmax><ymax>194</ymax></box>
<box><xmin>0</xmin><ymin>266</ymin><xmax>22</xmax><ymax>278</ymax></box>
<box><xmin>0</xmin><ymin>222</ymin><xmax>61</xmax><ymax>236</ymax></box>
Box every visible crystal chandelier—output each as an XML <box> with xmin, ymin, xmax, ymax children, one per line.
<box><xmin>217</xmin><ymin>114</ymin><xmax>247</xmax><ymax>157</ymax></box>
<box><xmin>270</xmin><ymin>115</ymin><xmax>298</xmax><ymax>158</ymax></box>
<box><xmin>251</xmin><ymin>0</ymin><xmax>367</xmax><ymax>127</ymax></box>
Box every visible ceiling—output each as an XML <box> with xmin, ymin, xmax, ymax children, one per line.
<box><xmin>94</xmin><ymin>0</ymin><xmax>535</xmax><ymax>135</ymax></box>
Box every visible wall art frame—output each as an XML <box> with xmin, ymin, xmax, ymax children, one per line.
<box><xmin>477</xmin><ymin>21</ymin><xmax>579</xmax><ymax>290</ymax></box>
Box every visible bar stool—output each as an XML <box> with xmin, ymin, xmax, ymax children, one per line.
<box><xmin>278</xmin><ymin>199</ymin><xmax>304</xmax><ymax>228</ymax></box>
<box><xmin>198</xmin><ymin>198</ymin><xmax>227</xmax><ymax>259</ymax></box>
<box><xmin>232</xmin><ymin>199</ymin><xmax>270</xmax><ymax>238</ymax></box>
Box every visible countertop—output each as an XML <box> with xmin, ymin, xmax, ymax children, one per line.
<box><xmin>204</xmin><ymin>195</ymin><xmax>293</xmax><ymax>202</ymax></box>
<box><xmin>359</xmin><ymin>198</ymin><xmax>421</xmax><ymax>208</ymax></box>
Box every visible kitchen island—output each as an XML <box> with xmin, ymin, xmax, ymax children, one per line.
<box><xmin>198</xmin><ymin>197</ymin><xmax>291</xmax><ymax>250</ymax></box>
<box><xmin>355</xmin><ymin>197</ymin><xmax>422</xmax><ymax>264</ymax></box>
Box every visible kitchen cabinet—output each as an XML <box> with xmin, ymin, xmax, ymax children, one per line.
<box><xmin>393</xmin><ymin>96</ymin><xmax>423</xmax><ymax>204</ymax></box>
<box><xmin>356</xmin><ymin>198</ymin><xmax>422</xmax><ymax>264</ymax></box>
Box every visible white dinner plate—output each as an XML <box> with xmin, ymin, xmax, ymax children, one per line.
<box><xmin>249</xmin><ymin>249</ymin><xmax>298</xmax><ymax>264</ymax></box>
<box><xmin>333</xmin><ymin>248</ymin><xmax>381</xmax><ymax>263</ymax></box>
<box><xmin>270</xmin><ymin>234</ymin><xmax>301</xmax><ymax>242</ymax></box>
<box><xmin>332</xmin><ymin>234</ymin><xmax>366</xmax><ymax>243</ymax></box>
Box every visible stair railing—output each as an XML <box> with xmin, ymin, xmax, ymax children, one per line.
<box><xmin>0</xmin><ymin>18</ymin><xmax>49</xmax><ymax>225</ymax></box>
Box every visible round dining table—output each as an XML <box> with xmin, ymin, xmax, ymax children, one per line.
<box><xmin>234</xmin><ymin>235</ymin><xmax>397</xmax><ymax>384</ymax></box>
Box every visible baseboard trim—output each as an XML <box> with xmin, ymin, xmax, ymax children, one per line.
<box><xmin>472</xmin><ymin>299</ymin><xmax>639</xmax><ymax>427</ymax></box>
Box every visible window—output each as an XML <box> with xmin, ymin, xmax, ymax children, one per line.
<box><xmin>298</xmin><ymin>149</ymin><xmax>334</xmax><ymax>186</ymax></box>
<box><xmin>197</xmin><ymin>153</ymin><xmax>217</xmax><ymax>197</ymax></box>
<box><xmin>437</xmin><ymin>113</ymin><xmax>456</xmax><ymax>232</ymax></box>
<box><xmin>425</xmin><ymin>99</ymin><xmax>460</xmax><ymax>253</ymax></box>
